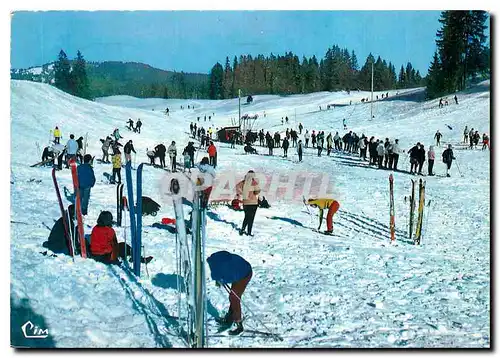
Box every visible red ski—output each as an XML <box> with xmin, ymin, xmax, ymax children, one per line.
<box><xmin>52</xmin><ymin>168</ymin><xmax>74</xmax><ymax>258</ymax></box>
<box><xmin>69</xmin><ymin>158</ymin><xmax>87</xmax><ymax>258</ymax></box>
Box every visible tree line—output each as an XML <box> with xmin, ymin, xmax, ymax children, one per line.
<box><xmin>426</xmin><ymin>11</ymin><xmax>489</xmax><ymax>99</ymax></box>
<box><xmin>208</xmin><ymin>45</ymin><xmax>424</xmax><ymax>100</ymax></box>
<box><xmin>54</xmin><ymin>50</ymin><xmax>91</xmax><ymax>99</ymax></box>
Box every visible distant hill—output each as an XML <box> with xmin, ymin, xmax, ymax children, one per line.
<box><xmin>10</xmin><ymin>61</ymin><xmax>210</xmax><ymax>99</ymax></box>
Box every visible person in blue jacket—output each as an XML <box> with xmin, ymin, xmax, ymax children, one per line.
<box><xmin>77</xmin><ymin>154</ymin><xmax>96</xmax><ymax>215</ymax></box>
<box><xmin>207</xmin><ymin>251</ymin><xmax>253</xmax><ymax>335</ymax></box>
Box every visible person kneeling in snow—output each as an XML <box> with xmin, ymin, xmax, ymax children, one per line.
<box><xmin>90</xmin><ymin>211</ymin><xmax>152</xmax><ymax>265</ymax></box>
<box><xmin>207</xmin><ymin>250</ymin><xmax>253</xmax><ymax>335</ymax></box>
<box><xmin>42</xmin><ymin>204</ymin><xmax>76</xmax><ymax>255</ymax></box>
<box><xmin>307</xmin><ymin>198</ymin><xmax>340</xmax><ymax>234</ymax></box>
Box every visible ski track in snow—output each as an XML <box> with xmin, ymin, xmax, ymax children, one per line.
<box><xmin>11</xmin><ymin>80</ymin><xmax>490</xmax><ymax>348</ymax></box>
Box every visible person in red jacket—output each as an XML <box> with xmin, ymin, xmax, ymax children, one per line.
<box><xmin>207</xmin><ymin>141</ymin><xmax>217</xmax><ymax>168</ymax></box>
<box><xmin>90</xmin><ymin>211</ymin><xmax>152</xmax><ymax>265</ymax></box>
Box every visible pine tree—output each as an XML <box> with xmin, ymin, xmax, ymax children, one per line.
<box><xmin>70</xmin><ymin>50</ymin><xmax>91</xmax><ymax>99</ymax></box>
<box><xmin>426</xmin><ymin>51</ymin><xmax>444</xmax><ymax>98</ymax></box>
<box><xmin>208</xmin><ymin>62</ymin><xmax>224</xmax><ymax>99</ymax></box>
<box><xmin>54</xmin><ymin>50</ymin><xmax>71</xmax><ymax>94</ymax></box>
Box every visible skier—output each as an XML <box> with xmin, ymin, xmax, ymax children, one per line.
<box><xmin>326</xmin><ymin>133</ymin><xmax>333</xmax><ymax>156</ymax></box>
<box><xmin>482</xmin><ymin>133</ymin><xmax>490</xmax><ymax>150</ymax></box>
<box><xmin>207</xmin><ymin>250</ymin><xmax>253</xmax><ymax>335</ymax></box>
<box><xmin>463</xmin><ymin>126</ymin><xmax>469</xmax><ymax>143</ymax></box>
<box><xmin>427</xmin><ymin>145</ymin><xmax>435</xmax><ymax>176</ymax></box>
<box><xmin>236</xmin><ymin>170</ymin><xmax>261</xmax><ymax>236</ymax></box>
<box><xmin>317</xmin><ymin>132</ymin><xmax>323</xmax><ymax>157</ymax></box>
<box><xmin>343</xmin><ymin>118</ymin><xmax>347</xmax><ymax>130</ymax></box>
<box><xmin>298</xmin><ymin>123</ymin><xmax>303</xmax><ymax>134</ymax></box>
<box><xmin>434</xmin><ymin>130</ymin><xmax>442</xmax><ymax>146</ymax></box>
<box><xmin>376</xmin><ymin>141</ymin><xmax>385</xmax><ymax>169</ymax></box>
<box><xmin>101</xmin><ymin>136</ymin><xmax>112</xmax><ymax>163</ymax></box>
<box><xmin>196</xmin><ymin>157</ymin><xmax>216</xmax><ymax>207</ymax></box>
<box><xmin>135</xmin><ymin>119</ymin><xmax>142</xmax><ymax>134</ymax></box>
<box><xmin>408</xmin><ymin>143</ymin><xmax>420</xmax><ymax>174</ymax></box>
<box><xmin>358</xmin><ymin>135</ymin><xmax>367</xmax><ymax>161</ymax></box>
<box><xmin>182</xmin><ymin>142</ymin><xmax>196</xmax><ymax>169</ymax></box>
<box><xmin>155</xmin><ymin>143</ymin><xmax>167</xmax><ymax>168</ymax></box>
<box><xmin>454</xmin><ymin>95</ymin><xmax>459</xmax><ymax>105</ymax></box>
<box><xmin>90</xmin><ymin>211</ymin><xmax>152</xmax><ymax>265</ymax></box>
<box><xmin>127</xmin><ymin>118</ymin><xmax>134</xmax><ymax>131</ymax></box>
<box><xmin>41</xmin><ymin>146</ymin><xmax>55</xmax><ymax>165</ymax></box>
<box><xmin>383</xmin><ymin>138</ymin><xmax>390</xmax><ymax>168</ymax></box>
<box><xmin>112</xmin><ymin>128</ymin><xmax>123</xmax><ymax>141</ymax></box>
<box><xmin>267</xmin><ymin>137</ymin><xmax>274</xmax><ymax>156</ymax></box>
<box><xmin>391</xmin><ymin>139</ymin><xmax>401</xmax><ymax>170</ymax></box>
<box><xmin>306</xmin><ymin>198</ymin><xmax>340</xmax><ymax>234</ymax></box>
<box><xmin>76</xmin><ymin>136</ymin><xmax>84</xmax><ymax>163</ymax></box>
<box><xmin>42</xmin><ymin>204</ymin><xmax>75</xmax><ymax>255</ymax></box>
<box><xmin>439</xmin><ymin>98</ymin><xmax>443</xmax><ymax>108</ymax></box>
<box><xmin>442</xmin><ymin>144</ymin><xmax>456</xmax><ymax>177</ymax></box>
<box><xmin>77</xmin><ymin>154</ymin><xmax>96</xmax><ymax>216</ymax></box>
<box><xmin>168</xmin><ymin>141</ymin><xmax>177</xmax><ymax>172</ymax></box>
<box><xmin>285</xmin><ymin>116</ymin><xmax>289</xmax><ymax>124</ymax></box>
<box><xmin>311</xmin><ymin>131</ymin><xmax>317</xmax><ymax>148</ymax></box>
<box><xmin>334</xmin><ymin>132</ymin><xmax>341</xmax><ymax>151</ymax></box>
<box><xmin>147</xmin><ymin>149</ymin><xmax>156</xmax><ymax>166</ymax></box>
<box><xmin>282</xmin><ymin>137</ymin><xmax>289</xmax><ymax>157</ymax></box>
<box><xmin>417</xmin><ymin>144</ymin><xmax>426</xmax><ymax>175</ymax></box>
<box><xmin>124</xmin><ymin>140</ymin><xmax>136</xmax><ymax>164</ymax></box>
<box><xmin>53</xmin><ymin>126</ymin><xmax>62</xmax><ymax>144</ymax></box>
<box><xmin>469</xmin><ymin>128</ymin><xmax>475</xmax><ymax>149</ymax></box>
<box><xmin>304</xmin><ymin>130</ymin><xmax>310</xmax><ymax>148</ymax></box>
<box><xmin>65</xmin><ymin>134</ymin><xmax>79</xmax><ymax>167</ymax></box>
<box><xmin>207</xmin><ymin>141</ymin><xmax>217</xmax><ymax>168</ymax></box>
<box><xmin>111</xmin><ymin>148</ymin><xmax>122</xmax><ymax>184</ymax></box>
<box><xmin>297</xmin><ymin>140</ymin><xmax>303</xmax><ymax>162</ymax></box>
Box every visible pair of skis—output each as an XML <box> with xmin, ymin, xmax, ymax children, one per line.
<box><xmin>52</xmin><ymin>160</ymin><xmax>87</xmax><ymax>258</ymax></box>
<box><xmin>409</xmin><ymin>179</ymin><xmax>426</xmax><ymax>245</ymax></box>
<box><xmin>125</xmin><ymin>161</ymin><xmax>144</xmax><ymax>276</ymax></box>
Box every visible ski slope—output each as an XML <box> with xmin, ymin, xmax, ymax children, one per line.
<box><xmin>11</xmin><ymin>80</ymin><xmax>490</xmax><ymax>348</ymax></box>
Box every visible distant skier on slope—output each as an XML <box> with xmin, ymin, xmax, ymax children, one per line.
<box><xmin>297</xmin><ymin>140</ymin><xmax>303</xmax><ymax>162</ymax></box>
<box><xmin>207</xmin><ymin>250</ymin><xmax>253</xmax><ymax>335</ymax></box>
<box><xmin>127</xmin><ymin>118</ymin><xmax>134</xmax><ymax>131</ymax></box>
<box><xmin>135</xmin><ymin>119</ymin><xmax>142</xmax><ymax>133</ymax></box>
<box><xmin>434</xmin><ymin>130</ymin><xmax>442</xmax><ymax>146</ymax></box>
<box><xmin>306</xmin><ymin>198</ymin><xmax>340</xmax><ymax>234</ymax></box>
<box><xmin>442</xmin><ymin>144</ymin><xmax>456</xmax><ymax>177</ymax></box>
<box><xmin>90</xmin><ymin>211</ymin><xmax>152</xmax><ymax>265</ymax></box>
<box><xmin>168</xmin><ymin>141</ymin><xmax>177</xmax><ymax>172</ymax></box>
<box><xmin>53</xmin><ymin>126</ymin><xmax>62</xmax><ymax>144</ymax></box>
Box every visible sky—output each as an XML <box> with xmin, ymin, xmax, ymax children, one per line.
<box><xmin>11</xmin><ymin>11</ymin><xmax>449</xmax><ymax>75</ymax></box>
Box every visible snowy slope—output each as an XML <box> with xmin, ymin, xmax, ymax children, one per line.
<box><xmin>11</xmin><ymin>80</ymin><xmax>490</xmax><ymax>348</ymax></box>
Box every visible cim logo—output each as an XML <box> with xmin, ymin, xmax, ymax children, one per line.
<box><xmin>21</xmin><ymin>321</ymin><xmax>49</xmax><ymax>339</ymax></box>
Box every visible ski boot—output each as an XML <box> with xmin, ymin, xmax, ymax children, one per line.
<box><xmin>229</xmin><ymin>322</ymin><xmax>244</xmax><ymax>336</ymax></box>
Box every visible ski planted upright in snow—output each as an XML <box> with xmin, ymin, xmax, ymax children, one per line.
<box><xmin>409</xmin><ymin>179</ymin><xmax>416</xmax><ymax>242</ymax></box>
<box><xmin>414</xmin><ymin>179</ymin><xmax>426</xmax><ymax>245</ymax></box>
<box><xmin>389</xmin><ymin>174</ymin><xmax>395</xmax><ymax>242</ymax></box>
<box><xmin>135</xmin><ymin>163</ymin><xmax>144</xmax><ymax>276</ymax></box>
<box><xmin>116</xmin><ymin>183</ymin><xmax>124</xmax><ymax>226</ymax></box>
<box><xmin>125</xmin><ymin>161</ymin><xmax>139</xmax><ymax>275</ymax></box>
<box><xmin>52</xmin><ymin>167</ymin><xmax>74</xmax><ymax>258</ymax></box>
<box><xmin>69</xmin><ymin>158</ymin><xmax>87</xmax><ymax>258</ymax></box>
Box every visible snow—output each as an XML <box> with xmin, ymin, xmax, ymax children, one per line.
<box><xmin>27</xmin><ymin>67</ymin><xmax>43</xmax><ymax>75</ymax></box>
<box><xmin>11</xmin><ymin>79</ymin><xmax>490</xmax><ymax>348</ymax></box>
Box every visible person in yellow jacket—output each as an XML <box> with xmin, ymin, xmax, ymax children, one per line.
<box><xmin>111</xmin><ymin>149</ymin><xmax>122</xmax><ymax>184</ymax></box>
<box><xmin>306</xmin><ymin>198</ymin><xmax>340</xmax><ymax>234</ymax></box>
<box><xmin>54</xmin><ymin>126</ymin><xmax>61</xmax><ymax>144</ymax></box>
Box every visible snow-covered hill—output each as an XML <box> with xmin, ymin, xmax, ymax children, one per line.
<box><xmin>10</xmin><ymin>80</ymin><xmax>490</xmax><ymax>348</ymax></box>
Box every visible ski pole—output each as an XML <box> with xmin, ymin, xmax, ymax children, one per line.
<box><xmin>222</xmin><ymin>284</ymin><xmax>283</xmax><ymax>341</ymax></box>
<box><xmin>455</xmin><ymin>160</ymin><xmax>464</xmax><ymax>177</ymax></box>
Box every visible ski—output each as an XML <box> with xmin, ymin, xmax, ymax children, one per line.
<box><xmin>389</xmin><ymin>174</ymin><xmax>395</xmax><ymax>242</ymax></box>
<box><xmin>415</xmin><ymin>179</ymin><xmax>426</xmax><ymax>245</ymax></box>
<box><xmin>125</xmin><ymin>161</ymin><xmax>138</xmax><ymax>273</ymax></box>
<box><xmin>69</xmin><ymin>159</ymin><xmax>87</xmax><ymax>258</ymax></box>
<box><xmin>409</xmin><ymin>179</ymin><xmax>416</xmax><ymax>242</ymax></box>
<box><xmin>135</xmin><ymin>163</ymin><xmax>144</xmax><ymax>276</ymax></box>
<box><xmin>116</xmin><ymin>183</ymin><xmax>124</xmax><ymax>226</ymax></box>
<box><xmin>52</xmin><ymin>168</ymin><xmax>74</xmax><ymax>258</ymax></box>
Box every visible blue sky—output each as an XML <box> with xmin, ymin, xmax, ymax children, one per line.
<box><xmin>11</xmin><ymin>11</ymin><xmax>447</xmax><ymax>75</ymax></box>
